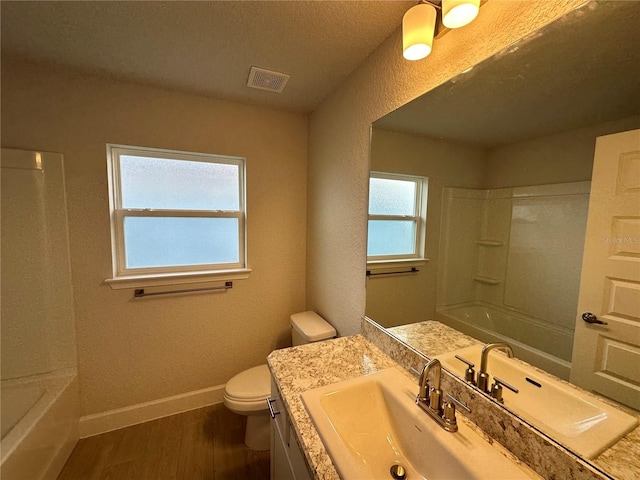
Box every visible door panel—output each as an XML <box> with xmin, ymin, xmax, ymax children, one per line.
<box><xmin>571</xmin><ymin>129</ymin><xmax>640</xmax><ymax>410</ymax></box>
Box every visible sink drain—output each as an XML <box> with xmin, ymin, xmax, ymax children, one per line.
<box><xmin>390</xmin><ymin>464</ymin><xmax>407</xmax><ymax>480</ymax></box>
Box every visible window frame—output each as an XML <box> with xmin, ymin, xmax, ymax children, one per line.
<box><xmin>105</xmin><ymin>144</ymin><xmax>249</xmax><ymax>289</ymax></box>
<box><xmin>367</xmin><ymin>171</ymin><xmax>428</xmax><ymax>265</ymax></box>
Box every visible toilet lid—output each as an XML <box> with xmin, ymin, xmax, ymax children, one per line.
<box><xmin>225</xmin><ymin>364</ymin><xmax>270</xmax><ymax>401</ymax></box>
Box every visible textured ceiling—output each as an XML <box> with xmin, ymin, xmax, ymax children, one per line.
<box><xmin>375</xmin><ymin>1</ymin><xmax>640</xmax><ymax>148</ymax></box>
<box><xmin>1</xmin><ymin>0</ymin><xmax>415</xmax><ymax>113</ymax></box>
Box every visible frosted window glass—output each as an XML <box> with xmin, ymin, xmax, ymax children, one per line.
<box><xmin>369</xmin><ymin>178</ymin><xmax>416</xmax><ymax>215</ymax></box>
<box><xmin>120</xmin><ymin>156</ymin><xmax>239</xmax><ymax>210</ymax></box>
<box><xmin>367</xmin><ymin>220</ymin><xmax>416</xmax><ymax>256</ymax></box>
<box><xmin>124</xmin><ymin>217</ymin><xmax>239</xmax><ymax>268</ymax></box>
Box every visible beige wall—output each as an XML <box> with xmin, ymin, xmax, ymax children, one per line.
<box><xmin>485</xmin><ymin>115</ymin><xmax>640</xmax><ymax>188</ymax></box>
<box><xmin>366</xmin><ymin>129</ymin><xmax>485</xmax><ymax>327</ymax></box>
<box><xmin>1</xmin><ymin>61</ymin><xmax>308</xmax><ymax>416</ymax></box>
<box><xmin>307</xmin><ymin>0</ymin><xmax>586</xmax><ymax>336</ymax></box>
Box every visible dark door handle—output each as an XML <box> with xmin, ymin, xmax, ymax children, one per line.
<box><xmin>582</xmin><ymin>312</ymin><xmax>608</xmax><ymax>325</ymax></box>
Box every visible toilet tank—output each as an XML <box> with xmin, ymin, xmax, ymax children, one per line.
<box><xmin>290</xmin><ymin>311</ymin><xmax>336</xmax><ymax>346</ymax></box>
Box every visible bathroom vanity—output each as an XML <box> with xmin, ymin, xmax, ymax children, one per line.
<box><xmin>269</xmin><ymin>374</ymin><xmax>311</xmax><ymax>480</ymax></box>
<box><xmin>267</xmin><ymin>332</ymin><xmax>537</xmax><ymax>479</ymax></box>
<box><xmin>268</xmin><ymin>334</ymin><xmax>399</xmax><ymax>480</ymax></box>
<box><xmin>267</xmin><ymin>319</ymin><xmax>639</xmax><ymax>480</ymax></box>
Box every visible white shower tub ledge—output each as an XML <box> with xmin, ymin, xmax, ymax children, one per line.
<box><xmin>1</xmin><ymin>368</ymin><xmax>79</xmax><ymax>480</ymax></box>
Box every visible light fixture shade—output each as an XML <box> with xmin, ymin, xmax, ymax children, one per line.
<box><xmin>402</xmin><ymin>3</ymin><xmax>437</xmax><ymax>61</ymax></box>
<box><xmin>442</xmin><ymin>0</ymin><xmax>480</xmax><ymax>29</ymax></box>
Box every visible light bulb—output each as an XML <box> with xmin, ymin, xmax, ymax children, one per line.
<box><xmin>442</xmin><ymin>0</ymin><xmax>480</xmax><ymax>29</ymax></box>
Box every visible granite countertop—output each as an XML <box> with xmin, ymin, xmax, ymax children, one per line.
<box><xmin>267</xmin><ymin>334</ymin><xmax>540</xmax><ymax>480</ymax></box>
<box><xmin>387</xmin><ymin>320</ymin><xmax>481</xmax><ymax>357</ymax></box>
<box><xmin>267</xmin><ymin>335</ymin><xmax>396</xmax><ymax>480</ymax></box>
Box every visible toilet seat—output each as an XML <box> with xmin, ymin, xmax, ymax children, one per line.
<box><xmin>223</xmin><ymin>364</ymin><xmax>270</xmax><ymax>414</ymax></box>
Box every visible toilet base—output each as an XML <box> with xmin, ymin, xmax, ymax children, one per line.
<box><xmin>245</xmin><ymin>413</ymin><xmax>270</xmax><ymax>451</ymax></box>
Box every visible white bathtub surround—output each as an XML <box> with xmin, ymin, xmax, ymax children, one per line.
<box><xmin>1</xmin><ymin>149</ymin><xmax>80</xmax><ymax>480</ymax></box>
<box><xmin>1</xmin><ymin>384</ymin><xmax>47</xmax><ymax>440</ymax></box>
<box><xmin>1</xmin><ymin>149</ymin><xmax>78</xmax><ymax>382</ymax></box>
<box><xmin>1</xmin><ymin>369</ymin><xmax>79</xmax><ymax>480</ymax></box>
<box><xmin>437</xmin><ymin>182</ymin><xmax>590</xmax><ymax>374</ymax></box>
<box><xmin>365</xmin><ymin>318</ymin><xmax>640</xmax><ymax>480</ymax></box>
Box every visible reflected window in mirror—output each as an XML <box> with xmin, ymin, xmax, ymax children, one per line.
<box><xmin>367</xmin><ymin>172</ymin><xmax>428</xmax><ymax>265</ymax></box>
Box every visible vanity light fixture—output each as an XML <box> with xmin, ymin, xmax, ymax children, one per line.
<box><xmin>402</xmin><ymin>0</ymin><xmax>481</xmax><ymax>61</ymax></box>
<box><xmin>402</xmin><ymin>2</ymin><xmax>437</xmax><ymax>61</ymax></box>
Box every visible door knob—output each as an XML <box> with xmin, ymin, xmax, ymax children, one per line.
<box><xmin>582</xmin><ymin>312</ymin><xmax>608</xmax><ymax>325</ymax></box>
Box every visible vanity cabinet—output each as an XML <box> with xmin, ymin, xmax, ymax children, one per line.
<box><xmin>269</xmin><ymin>377</ymin><xmax>311</xmax><ymax>480</ymax></box>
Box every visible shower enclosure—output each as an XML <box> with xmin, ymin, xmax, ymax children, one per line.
<box><xmin>1</xmin><ymin>148</ymin><xmax>79</xmax><ymax>479</ymax></box>
<box><xmin>436</xmin><ymin>182</ymin><xmax>590</xmax><ymax>380</ymax></box>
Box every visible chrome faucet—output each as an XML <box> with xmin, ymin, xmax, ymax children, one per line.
<box><xmin>416</xmin><ymin>359</ymin><xmax>458</xmax><ymax>432</ymax></box>
<box><xmin>418</xmin><ymin>358</ymin><xmax>441</xmax><ymax>405</ymax></box>
<box><xmin>477</xmin><ymin>343</ymin><xmax>514</xmax><ymax>393</ymax></box>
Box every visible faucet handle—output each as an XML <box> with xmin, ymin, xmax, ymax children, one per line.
<box><xmin>490</xmin><ymin>382</ymin><xmax>504</xmax><ymax>403</ymax></box>
<box><xmin>455</xmin><ymin>354</ymin><xmax>476</xmax><ymax>385</ymax></box>
<box><xmin>443</xmin><ymin>401</ymin><xmax>457</xmax><ymax>428</ymax></box>
<box><xmin>493</xmin><ymin>376</ymin><xmax>518</xmax><ymax>393</ymax></box>
<box><xmin>454</xmin><ymin>354</ymin><xmax>474</xmax><ymax>368</ymax></box>
<box><xmin>446</xmin><ymin>393</ymin><xmax>471</xmax><ymax>413</ymax></box>
<box><xmin>491</xmin><ymin>376</ymin><xmax>519</xmax><ymax>403</ymax></box>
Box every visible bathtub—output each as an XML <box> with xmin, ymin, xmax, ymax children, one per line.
<box><xmin>435</xmin><ymin>303</ymin><xmax>572</xmax><ymax>380</ymax></box>
<box><xmin>1</xmin><ymin>368</ymin><xmax>79</xmax><ymax>480</ymax></box>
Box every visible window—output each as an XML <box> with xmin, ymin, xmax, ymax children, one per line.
<box><xmin>367</xmin><ymin>172</ymin><xmax>428</xmax><ymax>263</ymax></box>
<box><xmin>106</xmin><ymin>144</ymin><xmax>248</xmax><ymax>288</ymax></box>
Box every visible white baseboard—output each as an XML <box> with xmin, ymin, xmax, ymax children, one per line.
<box><xmin>79</xmin><ymin>384</ymin><xmax>225</xmax><ymax>438</ymax></box>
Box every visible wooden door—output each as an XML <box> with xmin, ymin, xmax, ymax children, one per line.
<box><xmin>570</xmin><ymin>129</ymin><xmax>640</xmax><ymax>410</ymax></box>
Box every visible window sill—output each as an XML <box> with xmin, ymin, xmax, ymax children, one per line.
<box><xmin>366</xmin><ymin>258</ymin><xmax>428</xmax><ymax>274</ymax></box>
<box><xmin>105</xmin><ymin>268</ymin><xmax>252</xmax><ymax>290</ymax></box>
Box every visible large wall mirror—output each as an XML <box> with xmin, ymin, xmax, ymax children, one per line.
<box><xmin>367</xmin><ymin>0</ymin><xmax>639</xmax><ymax>472</ymax></box>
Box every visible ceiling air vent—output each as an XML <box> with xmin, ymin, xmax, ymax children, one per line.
<box><xmin>247</xmin><ymin>66</ymin><xmax>290</xmax><ymax>93</ymax></box>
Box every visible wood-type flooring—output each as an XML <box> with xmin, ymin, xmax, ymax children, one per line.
<box><xmin>57</xmin><ymin>404</ymin><xmax>270</xmax><ymax>480</ymax></box>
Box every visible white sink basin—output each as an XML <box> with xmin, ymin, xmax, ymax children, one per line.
<box><xmin>301</xmin><ymin>367</ymin><xmax>534</xmax><ymax>480</ymax></box>
<box><xmin>437</xmin><ymin>345</ymin><xmax>638</xmax><ymax>459</ymax></box>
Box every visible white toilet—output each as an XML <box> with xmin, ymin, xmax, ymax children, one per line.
<box><xmin>223</xmin><ymin>311</ymin><xmax>336</xmax><ymax>451</ymax></box>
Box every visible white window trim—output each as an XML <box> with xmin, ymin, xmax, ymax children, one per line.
<box><xmin>105</xmin><ymin>144</ymin><xmax>250</xmax><ymax>289</ymax></box>
<box><xmin>104</xmin><ymin>268</ymin><xmax>252</xmax><ymax>290</ymax></box>
<box><xmin>367</xmin><ymin>171</ymin><xmax>428</xmax><ymax>267</ymax></box>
